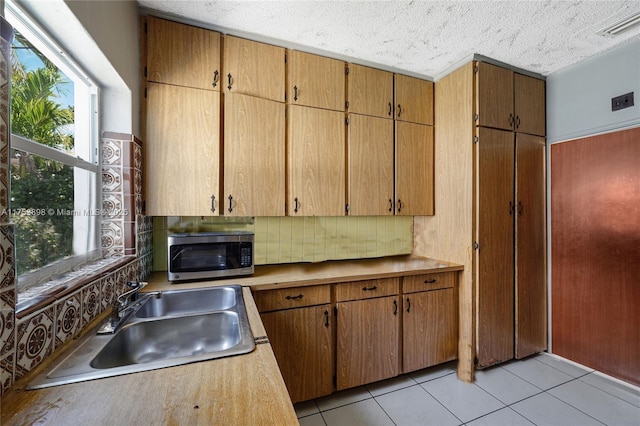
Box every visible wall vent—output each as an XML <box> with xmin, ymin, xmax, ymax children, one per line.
<box><xmin>597</xmin><ymin>11</ymin><xmax>640</xmax><ymax>37</ymax></box>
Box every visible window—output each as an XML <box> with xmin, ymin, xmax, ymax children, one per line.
<box><xmin>6</xmin><ymin>1</ymin><xmax>100</xmax><ymax>291</ymax></box>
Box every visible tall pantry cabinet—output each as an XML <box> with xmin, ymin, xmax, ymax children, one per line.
<box><xmin>474</xmin><ymin>62</ymin><xmax>547</xmax><ymax>367</ymax></box>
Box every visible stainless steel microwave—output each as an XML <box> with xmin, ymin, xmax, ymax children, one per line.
<box><xmin>167</xmin><ymin>232</ymin><xmax>254</xmax><ymax>282</ymax></box>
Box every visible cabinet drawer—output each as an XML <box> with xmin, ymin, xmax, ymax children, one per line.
<box><xmin>335</xmin><ymin>278</ymin><xmax>399</xmax><ymax>302</ymax></box>
<box><xmin>403</xmin><ymin>272</ymin><xmax>455</xmax><ymax>294</ymax></box>
<box><xmin>254</xmin><ymin>285</ymin><xmax>330</xmax><ymax>312</ymax></box>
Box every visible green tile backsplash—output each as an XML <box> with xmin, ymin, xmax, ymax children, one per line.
<box><xmin>153</xmin><ymin>216</ymin><xmax>413</xmax><ymax>270</ymax></box>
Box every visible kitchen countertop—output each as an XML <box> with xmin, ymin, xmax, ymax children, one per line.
<box><xmin>1</xmin><ymin>288</ymin><xmax>298</xmax><ymax>426</ymax></box>
<box><xmin>146</xmin><ymin>255</ymin><xmax>464</xmax><ymax>292</ymax></box>
<box><xmin>1</xmin><ymin>256</ymin><xmax>462</xmax><ymax>425</ymax></box>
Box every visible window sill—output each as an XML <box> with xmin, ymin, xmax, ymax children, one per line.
<box><xmin>16</xmin><ymin>255</ymin><xmax>136</xmax><ymax>319</ymax></box>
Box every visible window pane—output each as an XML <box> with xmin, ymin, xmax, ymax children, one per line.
<box><xmin>11</xmin><ymin>30</ymin><xmax>75</xmax><ymax>154</ymax></box>
<box><xmin>11</xmin><ymin>149</ymin><xmax>74</xmax><ymax>275</ymax></box>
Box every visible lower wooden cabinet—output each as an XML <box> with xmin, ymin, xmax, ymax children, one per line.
<box><xmin>336</xmin><ymin>295</ymin><xmax>400</xmax><ymax>390</ymax></box>
<box><xmin>403</xmin><ymin>287</ymin><xmax>457</xmax><ymax>373</ymax></box>
<box><xmin>260</xmin><ymin>305</ymin><xmax>333</xmax><ymax>403</ymax></box>
<box><xmin>255</xmin><ymin>271</ymin><xmax>458</xmax><ymax>401</ymax></box>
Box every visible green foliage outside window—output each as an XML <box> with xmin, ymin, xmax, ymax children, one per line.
<box><xmin>10</xmin><ymin>32</ymin><xmax>75</xmax><ymax>276</ymax></box>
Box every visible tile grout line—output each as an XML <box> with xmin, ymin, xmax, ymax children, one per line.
<box><xmin>418</xmin><ymin>382</ymin><xmax>466</xmax><ymax>425</ymax></box>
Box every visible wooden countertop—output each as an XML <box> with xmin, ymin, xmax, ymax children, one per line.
<box><xmin>146</xmin><ymin>255</ymin><xmax>464</xmax><ymax>292</ymax></box>
<box><xmin>1</xmin><ymin>256</ymin><xmax>462</xmax><ymax>425</ymax></box>
<box><xmin>1</xmin><ymin>288</ymin><xmax>298</xmax><ymax>426</ymax></box>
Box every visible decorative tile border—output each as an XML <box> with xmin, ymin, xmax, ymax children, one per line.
<box><xmin>15</xmin><ymin>306</ymin><xmax>54</xmax><ymax>380</ymax></box>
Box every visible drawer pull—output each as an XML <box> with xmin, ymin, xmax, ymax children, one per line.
<box><xmin>424</xmin><ymin>279</ymin><xmax>437</xmax><ymax>284</ymax></box>
<box><xmin>285</xmin><ymin>294</ymin><xmax>303</xmax><ymax>300</ymax></box>
<box><xmin>362</xmin><ymin>285</ymin><xmax>378</xmax><ymax>292</ymax></box>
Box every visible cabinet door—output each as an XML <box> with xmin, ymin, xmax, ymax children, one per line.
<box><xmin>224</xmin><ymin>94</ymin><xmax>285</xmax><ymax>216</ymax></box>
<box><xmin>336</xmin><ymin>296</ymin><xmax>400</xmax><ymax>390</ymax></box>
<box><xmin>145</xmin><ymin>16</ymin><xmax>221</xmax><ymax>91</ymax></box>
<box><xmin>476</xmin><ymin>62</ymin><xmax>514</xmax><ymax>131</ymax></box>
<box><xmin>346</xmin><ymin>64</ymin><xmax>394</xmax><ymax>119</ymax></box>
<box><xmin>394</xmin><ymin>74</ymin><xmax>434</xmax><ymax>125</ymax></box>
<box><xmin>515</xmin><ymin>134</ymin><xmax>547</xmax><ymax>359</ymax></box>
<box><xmin>515</xmin><ymin>74</ymin><xmax>546</xmax><ymax>137</ymax></box>
<box><xmin>475</xmin><ymin>127</ymin><xmax>515</xmax><ymax>368</ymax></box>
<box><xmin>261</xmin><ymin>305</ymin><xmax>333</xmax><ymax>403</ymax></box>
<box><xmin>145</xmin><ymin>83</ymin><xmax>220</xmax><ymax>216</ymax></box>
<box><xmin>287</xmin><ymin>50</ymin><xmax>345</xmax><ymax>111</ymax></box>
<box><xmin>347</xmin><ymin>114</ymin><xmax>394</xmax><ymax>215</ymax></box>
<box><xmin>287</xmin><ymin>106</ymin><xmax>346</xmax><ymax>216</ymax></box>
<box><xmin>395</xmin><ymin>122</ymin><xmax>434</xmax><ymax>215</ymax></box>
<box><xmin>403</xmin><ymin>288</ymin><xmax>458</xmax><ymax>373</ymax></box>
<box><xmin>223</xmin><ymin>36</ymin><xmax>285</xmax><ymax>102</ymax></box>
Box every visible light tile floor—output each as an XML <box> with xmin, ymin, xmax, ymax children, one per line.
<box><xmin>295</xmin><ymin>353</ymin><xmax>640</xmax><ymax>426</ymax></box>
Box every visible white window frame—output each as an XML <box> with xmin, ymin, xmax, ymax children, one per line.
<box><xmin>7</xmin><ymin>0</ymin><xmax>102</xmax><ymax>290</ymax></box>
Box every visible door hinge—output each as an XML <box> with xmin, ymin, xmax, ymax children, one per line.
<box><xmin>345</xmin><ymin>204</ymin><xmax>350</xmax><ymax>214</ymax></box>
<box><xmin>473</xmin><ymin>136</ymin><xmax>479</xmax><ymax>144</ymax></box>
<box><xmin>345</xmin><ymin>65</ymin><xmax>349</xmax><ymax>75</ymax></box>
<box><xmin>473</xmin><ymin>114</ymin><xmax>479</xmax><ymax>122</ymax></box>
<box><xmin>474</xmin><ymin>65</ymin><xmax>478</xmax><ymax>74</ymax></box>
<box><xmin>345</xmin><ymin>117</ymin><xmax>349</xmax><ymax>125</ymax></box>
<box><xmin>345</xmin><ymin>101</ymin><xmax>349</xmax><ymax>110</ymax></box>
<box><xmin>473</xmin><ymin>241</ymin><xmax>480</xmax><ymax>250</ymax></box>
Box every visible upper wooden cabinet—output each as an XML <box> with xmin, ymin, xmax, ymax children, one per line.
<box><xmin>347</xmin><ymin>114</ymin><xmax>394</xmax><ymax>216</ymax></box>
<box><xmin>145</xmin><ymin>16</ymin><xmax>221</xmax><ymax>91</ymax></box>
<box><xmin>346</xmin><ymin>64</ymin><xmax>394</xmax><ymax>119</ymax></box>
<box><xmin>224</xmin><ymin>93</ymin><xmax>285</xmax><ymax>216</ymax></box>
<box><xmin>145</xmin><ymin>83</ymin><xmax>220</xmax><ymax>216</ymax></box>
<box><xmin>286</xmin><ymin>50</ymin><xmax>345</xmax><ymax>111</ymax></box>
<box><xmin>287</xmin><ymin>105</ymin><xmax>346</xmax><ymax>216</ymax></box>
<box><xmin>395</xmin><ymin>122</ymin><xmax>435</xmax><ymax>216</ymax></box>
<box><xmin>394</xmin><ymin>74</ymin><xmax>434</xmax><ymax>125</ymax></box>
<box><xmin>476</xmin><ymin>62</ymin><xmax>545</xmax><ymax>136</ymax></box>
<box><xmin>514</xmin><ymin>74</ymin><xmax>546</xmax><ymax>137</ymax></box>
<box><xmin>223</xmin><ymin>36</ymin><xmax>285</xmax><ymax>102</ymax></box>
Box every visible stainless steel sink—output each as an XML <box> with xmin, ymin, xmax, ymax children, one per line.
<box><xmin>27</xmin><ymin>285</ymin><xmax>254</xmax><ymax>389</ymax></box>
<box><xmin>135</xmin><ymin>286</ymin><xmax>237</xmax><ymax>318</ymax></box>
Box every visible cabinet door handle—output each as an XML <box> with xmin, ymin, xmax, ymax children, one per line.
<box><xmin>515</xmin><ymin>115</ymin><xmax>521</xmax><ymax>129</ymax></box>
<box><xmin>227</xmin><ymin>195</ymin><xmax>233</xmax><ymax>213</ymax></box>
<box><xmin>294</xmin><ymin>197</ymin><xmax>300</xmax><ymax>213</ymax></box>
<box><xmin>362</xmin><ymin>285</ymin><xmax>378</xmax><ymax>291</ymax></box>
<box><xmin>424</xmin><ymin>279</ymin><xmax>436</xmax><ymax>284</ymax></box>
<box><xmin>518</xmin><ymin>201</ymin><xmax>524</xmax><ymax>215</ymax></box>
<box><xmin>388</xmin><ymin>199</ymin><xmax>393</xmax><ymax>213</ymax></box>
<box><xmin>388</xmin><ymin>102</ymin><xmax>393</xmax><ymax>116</ymax></box>
<box><xmin>324</xmin><ymin>309</ymin><xmax>330</xmax><ymax>327</ymax></box>
<box><xmin>509</xmin><ymin>201</ymin><xmax>515</xmax><ymax>216</ymax></box>
<box><xmin>285</xmin><ymin>294</ymin><xmax>303</xmax><ymax>300</ymax></box>
<box><xmin>406</xmin><ymin>298</ymin><xmax>411</xmax><ymax>313</ymax></box>
<box><xmin>293</xmin><ymin>85</ymin><xmax>299</xmax><ymax>101</ymax></box>
<box><xmin>393</xmin><ymin>299</ymin><xmax>398</xmax><ymax>316</ymax></box>
<box><xmin>210</xmin><ymin>195</ymin><xmax>216</xmax><ymax>213</ymax></box>
<box><xmin>212</xmin><ymin>70</ymin><xmax>219</xmax><ymax>88</ymax></box>
<box><xmin>397</xmin><ymin>104</ymin><xmax>402</xmax><ymax>118</ymax></box>
<box><xmin>397</xmin><ymin>199</ymin><xmax>403</xmax><ymax>213</ymax></box>
<box><xmin>227</xmin><ymin>73</ymin><xmax>232</xmax><ymax>90</ymax></box>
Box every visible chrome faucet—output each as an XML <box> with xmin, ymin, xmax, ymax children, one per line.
<box><xmin>97</xmin><ymin>281</ymin><xmax>149</xmax><ymax>334</ymax></box>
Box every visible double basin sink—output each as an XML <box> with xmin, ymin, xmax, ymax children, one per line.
<box><xmin>28</xmin><ymin>285</ymin><xmax>255</xmax><ymax>389</ymax></box>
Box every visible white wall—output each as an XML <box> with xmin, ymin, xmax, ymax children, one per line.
<box><xmin>546</xmin><ymin>39</ymin><xmax>640</xmax><ymax>144</ymax></box>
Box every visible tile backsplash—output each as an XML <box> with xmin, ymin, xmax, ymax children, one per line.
<box><xmin>153</xmin><ymin>216</ymin><xmax>414</xmax><ymax>270</ymax></box>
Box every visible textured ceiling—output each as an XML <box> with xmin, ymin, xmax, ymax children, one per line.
<box><xmin>137</xmin><ymin>0</ymin><xmax>640</xmax><ymax>79</ymax></box>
